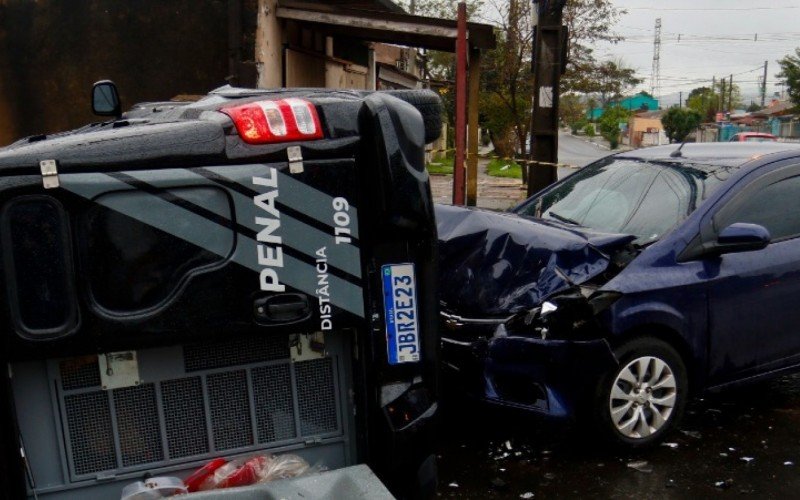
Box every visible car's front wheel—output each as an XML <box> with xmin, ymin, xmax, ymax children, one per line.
<box><xmin>594</xmin><ymin>337</ymin><xmax>688</xmax><ymax>447</ymax></box>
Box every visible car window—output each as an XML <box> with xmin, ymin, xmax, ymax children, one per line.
<box><xmin>623</xmin><ymin>169</ymin><xmax>689</xmax><ymax>242</ymax></box>
<box><xmin>717</xmin><ymin>174</ymin><xmax>800</xmax><ymax>240</ymax></box>
<box><xmin>517</xmin><ymin>158</ymin><xmax>730</xmax><ymax>243</ymax></box>
<box><xmin>82</xmin><ymin>187</ymin><xmax>234</xmax><ymax>312</ymax></box>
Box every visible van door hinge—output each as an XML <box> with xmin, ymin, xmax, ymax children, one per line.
<box><xmin>287</xmin><ymin>146</ymin><xmax>304</xmax><ymax>174</ymax></box>
<box><xmin>39</xmin><ymin>159</ymin><xmax>60</xmax><ymax>189</ymax></box>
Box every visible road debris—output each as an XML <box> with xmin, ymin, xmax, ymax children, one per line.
<box><xmin>520</xmin><ymin>493</ymin><xmax>535</xmax><ymax>499</ymax></box>
<box><xmin>740</xmin><ymin>456</ymin><xmax>755</xmax><ymax>463</ymax></box>
<box><xmin>448</xmin><ymin>482</ymin><xmax>459</xmax><ymax>488</ymax></box>
<box><xmin>661</xmin><ymin>442</ymin><xmax>679</xmax><ymax>449</ymax></box>
<box><xmin>785</xmin><ymin>461</ymin><xmax>794</xmax><ymax>466</ymax></box>
<box><xmin>715</xmin><ymin>479</ymin><xmax>734</xmax><ymax>489</ymax></box>
<box><xmin>627</xmin><ymin>460</ymin><xmax>653</xmax><ymax>473</ymax></box>
<box><xmin>490</xmin><ymin>477</ymin><xmax>507</xmax><ymax>490</ymax></box>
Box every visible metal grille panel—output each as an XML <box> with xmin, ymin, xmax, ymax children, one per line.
<box><xmin>114</xmin><ymin>384</ymin><xmax>164</xmax><ymax>467</ymax></box>
<box><xmin>184</xmin><ymin>335</ymin><xmax>288</xmax><ymax>372</ymax></box>
<box><xmin>161</xmin><ymin>377</ymin><xmax>209</xmax><ymax>459</ymax></box>
<box><xmin>59</xmin><ymin>356</ymin><xmax>101</xmax><ymax>390</ymax></box>
<box><xmin>64</xmin><ymin>392</ymin><xmax>116</xmax><ymax>475</ymax></box>
<box><xmin>207</xmin><ymin>370</ymin><xmax>253</xmax><ymax>450</ymax></box>
<box><xmin>252</xmin><ymin>364</ymin><xmax>296</xmax><ymax>443</ymax></box>
<box><xmin>54</xmin><ymin>336</ymin><xmax>344</xmax><ymax>482</ymax></box>
<box><xmin>296</xmin><ymin>358</ymin><xmax>338</xmax><ymax>436</ymax></box>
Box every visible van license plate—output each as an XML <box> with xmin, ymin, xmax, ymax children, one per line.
<box><xmin>382</xmin><ymin>263</ymin><xmax>421</xmax><ymax>364</ymax></box>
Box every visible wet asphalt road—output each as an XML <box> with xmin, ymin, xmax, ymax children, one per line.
<box><xmin>436</xmin><ymin>374</ymin><xmax>800</xmax><ymax>498</ymax></box>
<box><xmin>557</xmin><ymin>131</ymin><xmax>611</xmax><ymax>172</ymax></box>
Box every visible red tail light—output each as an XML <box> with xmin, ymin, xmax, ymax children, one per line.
<box><xmin>220</xmin><ymin>98</ymin><xmax>323</xmax><ymax>144</ymax></box>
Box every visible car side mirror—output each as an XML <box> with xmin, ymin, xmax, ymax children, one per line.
<box><xmin>92</xmin><ymin>80</ymin><xmax>121</xmax><ymax>118</ymax></box>
<box><xmin>715</xmin><ymin>223</ymin><xmax>771</xmax><ymax>254</ymax></box>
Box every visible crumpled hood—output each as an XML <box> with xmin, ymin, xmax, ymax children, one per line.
<box><xmin>436</xmin><ymin>204</ymin><xmax>636</xmax><ymax>316</ymax></box>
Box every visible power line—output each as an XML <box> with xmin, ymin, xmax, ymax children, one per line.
<box><xmin>626</xmin><ymin>5</ymin><xmax>800</xmax><ymax>11</ymax></box>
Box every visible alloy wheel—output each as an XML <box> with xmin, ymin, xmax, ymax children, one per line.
<box><xmin>608</xmin><ymin>356</ymin><xmax>677</xmax><ymax>439</ymax></box>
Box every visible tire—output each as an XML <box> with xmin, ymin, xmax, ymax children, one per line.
<box><xmin>592</xmin><ymin>337</ymin><xmax>688</xmax><ymax>448</ymax></box>
<box><xmin>382</xmin><ymin>89</ymin><xmax>443</xmax><ymax>144</ymax></box>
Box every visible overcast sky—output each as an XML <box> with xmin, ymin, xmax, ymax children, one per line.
<box><xmin>594</xmin><ymin>0</ymin><xmax>800</xmax><ymax>107</ymax></box>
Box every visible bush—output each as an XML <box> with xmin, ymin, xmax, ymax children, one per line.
<box><xmin>571</xmin><ymin>119</ymin><xmax>588</xmax><ymax>134</ymax></box>
<box><xmin>583</xmin><ymin>123</ymin><xmax>596</xmax><ymax>137</ymax></box>
<box><xmin>661</xmin><ymin>107</ymin><xmax>702</xmax><ymax>143</ymax></box>
<box><xmin>599</xmin><ymin>106</ymin><xmax>631</xmax><ymax>149</ymax></box>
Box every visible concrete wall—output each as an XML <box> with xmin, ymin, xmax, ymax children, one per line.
<box><xmin>0</xmin><ymin>0</ymin><xmax>257</xmax><ymax>146</ymax></box>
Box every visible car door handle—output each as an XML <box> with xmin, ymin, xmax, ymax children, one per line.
<box><xmin>254</xmin><ymin>294</ymin><xmax>311</xmax><ymax>324</ymax></box>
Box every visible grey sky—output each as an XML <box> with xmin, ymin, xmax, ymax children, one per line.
<box><xmin>595</xmin><ymin>1</ymin><xmax>800</xmax><ymax>107</ymax></box>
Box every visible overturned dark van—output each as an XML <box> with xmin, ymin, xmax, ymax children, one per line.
<box><xmin>0</xmin><ymin>84</ymin><xmax>440</xmax><ymax>498</ymax></box>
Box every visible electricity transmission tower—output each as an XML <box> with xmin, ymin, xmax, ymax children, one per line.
<box><xmin>651</xmin><ymin>18</ymin><xmax>661</xmax><ymax>99</ymax></box>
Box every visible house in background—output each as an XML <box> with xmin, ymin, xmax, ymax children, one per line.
<box><xmin>624</xmin><ymin>109</ymin><xmax>667</xmax><ymax>148</ymax></box>
<box><xmin>588</xmin><ymin>91</ymin><xmax>660</xmax><ymax>120</ymax></box>
<box><xmin>0</xmin><ymin>0</ymin><xmax>494</xmax><ymax>146</ymax></box>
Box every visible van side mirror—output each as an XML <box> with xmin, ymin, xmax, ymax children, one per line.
<box><xmin>92</xmin><ymin>80</ymin><xmax>121</xmax><ymax>118</ymax></box>
<box><xmin>715</xmin><ymin>223</ymin><xmax>770</xmax><ymax>254</ymax></box>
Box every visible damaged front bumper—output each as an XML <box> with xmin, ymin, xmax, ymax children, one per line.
<box><xmin>441</xmin><ymin>332</ymin><xmax>618</xmax><ymax>419</ymax></box>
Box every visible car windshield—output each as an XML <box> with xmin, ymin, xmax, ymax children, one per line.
<box><xmin>515</xmin><ymin>157</ymin><xmax>737</xmax><ymax>244</ymax></box>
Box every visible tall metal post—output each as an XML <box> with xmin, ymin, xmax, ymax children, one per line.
<box><xmin>761</xmin><ymin>60</ymin><xmax>768</xmax><ymax>107</ymax></box>
<box><xmin>452</xmin><ymin>2</ymin><xmax>468</xmax><ymax>205</ymax></box>
<box><xmin>466</xmin><ymin>48</ymin><xmax>481</xmax><ymax>206</ymax></box>
<box><xmin>650</xmin><ymin>18</ymin><xmax>662</xmax><ymax>99</ymax></box>
<box><xmin>528</xmin><ymin>0</ymin><xmax>567</xmax><ymax>196</ymax></box>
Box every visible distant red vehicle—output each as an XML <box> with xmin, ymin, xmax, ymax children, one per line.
<box><xmin>729</xmin><ymin>132</ymin><xmax>778</xmax><ymax>142</ymax></box>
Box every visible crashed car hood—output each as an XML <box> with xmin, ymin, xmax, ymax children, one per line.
<box><xmin>436</xmin><ymin>204</ymin><xmax>636</xmax><ymax>316</ymax></box>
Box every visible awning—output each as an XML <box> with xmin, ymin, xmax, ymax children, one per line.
<box><xmin>276</xmin><ymin>1</ymin><xmax>496</xmax><ymax>52</ymax></box>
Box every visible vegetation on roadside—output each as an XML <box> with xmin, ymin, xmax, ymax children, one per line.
<box><xmin>661</xmin><ymin>107</ymin><xmax>702</xmax><ymax>143</ymax></box>
<box><xmin>598</xmin><ymin>105</ymin><xmax>631</xmax><ymax>149</ymax></box>
<box><xmin>486</xmin><ymin>158</ymin><xmax>522</xmax><ymax>179</ymax></box>
<box><xmin>426</xmin><ymin>155</ymin><xmax>454</xmax><ymax>175</ymax></box>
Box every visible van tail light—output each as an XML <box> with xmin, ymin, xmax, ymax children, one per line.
<box><xmin>220</xmin><ymin>98</ymin><xmax>323</xmax><ymax>144</ymax></box>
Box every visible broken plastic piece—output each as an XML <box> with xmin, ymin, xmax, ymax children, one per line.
<box><xmin>626</xmin><ymin>460</ymin><xmax>653</xmax><ymax>473</ymax></box>
<box><xmin>120</xmin><ymin>477</ymin><xmax>186</xmax><ymax>500</ymax></box>
<box><xmin>193</xmin><ymin>454</ymin><xmax>314</xmax><ymax>491</ymax></box>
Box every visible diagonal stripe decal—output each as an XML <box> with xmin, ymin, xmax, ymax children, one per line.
<box><xmin>204</xmin><ymin>164</ymin><xmax>360</xmax><ymax>239</ymax></box>
<box><xmin>121</xmin><ymin>168</ymin><xmax>362</xmax><ymax>279</ymax></box>
<box><xmin>60</xmin><ymin>172</ymin><xmax>365</xmax><ymax>318</ymax></box>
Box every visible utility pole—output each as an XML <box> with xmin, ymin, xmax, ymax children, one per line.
<box><xmin>761</xmin><ymin>60</ymin><xmax>768</xmax><ymax>107</ymax></box>
<box><xmin>720</xmin><ymin>77</ymin><xmax>726</xmax><ymax>113</ymax></box>
<box><xmin>651</xmin><ymin>18</ymin><xmax>662</xmax><ymax>99</ymax></box>
<box><xmin>729</xmin><ymin>73</ymin><xmax>734</xmax><ymax>112</ymax></box>
<box><xmin>679</xmin><ymin>92</ymin><xmax>682</xmax><ymax>108</ymax></box>
<box><xmin>528</xmin><ymin>0</ymin><xmax>568</xmax><ymax>195</ymax></box>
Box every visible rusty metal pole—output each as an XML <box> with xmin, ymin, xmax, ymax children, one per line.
<box><xmin>466</xmin><ymin>48</ymin><xmax>481</xmax><ymax>206</ymax></box>
<box><xmin>452</xmin><ymin>2</ymin><xmax>467</xmax><ymax>206</ymax></box>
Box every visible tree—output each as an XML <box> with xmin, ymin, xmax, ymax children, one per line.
<box><xmin>686</xmin><ymin>86</ymin><xmax>718</xmax><ymax>122</ymax></box>
<box><xmin>661</xmin><ymin>107</ymin><xmax>702</xmax><ymax>143</ymax></box>
<box><xmin>582</xmin><ymin>59</ymin><xmax>643</xmax><ymax>106</ymax></box>
<box><xmin>777</xmin><ymin>48</ymin><xmax>800</xmax><ymax>110</ymax></box>
<box><xmin>598</xmin><ymin>106</ymin><xmax>630</xmax><ymax>149</ymax></box>
<box><xmin>559</xmin><ymin>93</ymin><xmax>586</xmax><ymax>129</ymax></box>
<box><xmin>561</xmin><ymin>0</ymin><xmax>626</xmax><ymax>95</ymax></box>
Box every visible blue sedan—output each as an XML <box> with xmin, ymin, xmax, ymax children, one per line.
<box><xmin>437</xmin><ymin>142</ymin><xmax>800</xmax><ymax>447</ymax></box>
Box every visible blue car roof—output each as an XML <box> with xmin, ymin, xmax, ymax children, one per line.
<box><xmin>615</xmin><ymin>142</ymin><xmax>800</xmax><ymax>167</ymax></box>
